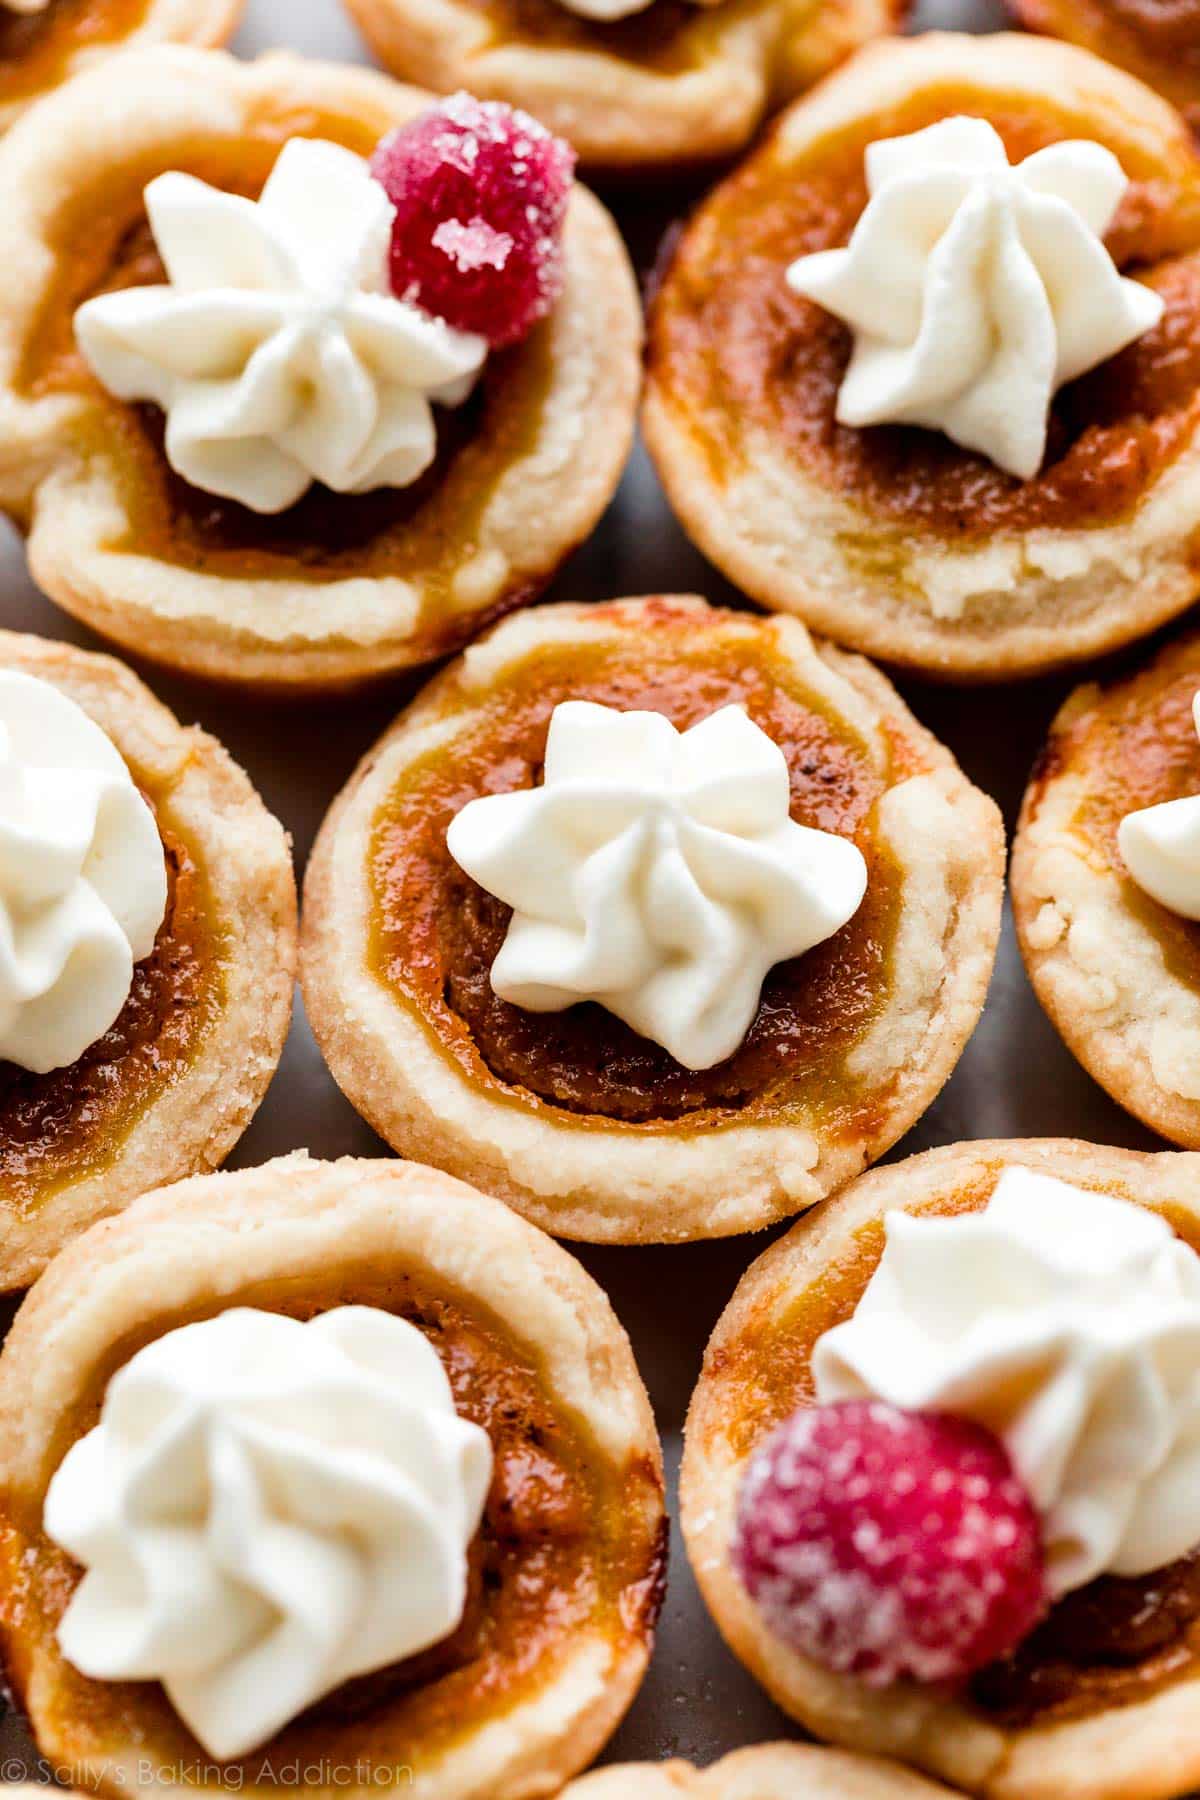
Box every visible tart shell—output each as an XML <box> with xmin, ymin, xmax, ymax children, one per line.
<box><xmin>0</xmin><ymin>47</ymin><xmax>641</xmax><ymax>692</ymax></box>
<box><xmin>0</xmin><ymin>0</ymin><xmax>243</xmax><ymax>135</ymax></box>
<box><xmin>1012</xmin><ymin>629</ymin><xmax>1200</xmax><ymax>1146</ymax></box>
<box><xmin>682</xmin><ymin>1138</ymin><xmax>1200</xmax><ymax>1800</ymax></box>
<box><xmin>643</xmin><ymin>32</ymin><xmax>1200</xmax><ymax>681</ymax></box>
<box><xmin>300</xmin><ymin>594</ymin><xmax>1004</xmax><ymax>1245</ymax></box>
<box><xmin>0</xmin><ymin>631</ymin><xmax>296</xmax><ymax>1292</ymax></box>
<box><xmin>0</xmin><ymin>1153</ymin><xmax>666</xmax><ymax>1800</ymax></box>
<box><xmin>340</xmin><ymin>0</ymin><xmax>901</xmax><ymax>173</ymax></box>
<box><xmin>561</xmin><ymin>1743</ymin><xmax>964</xmax><ymax>1796</ymax></box>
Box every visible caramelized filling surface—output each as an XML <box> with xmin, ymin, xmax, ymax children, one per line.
<box><xmin>707</xmin><ymin>1165</ymin><xmax>1200</xmax><ymax>1726</ymax></box>
<box><xmin>0</xmin><ymin>794</ymin><xmax>221</xmax><ymax>1218</ymax></box>
<box><xmin>457</xmin><ymin>0</ymin><xmax>731</xmax><ymax>73</ymax></box>
<box><xmin>650</xmin><ymin>86</ymin><xmax>1200</xmax><ymax>537</ymax></box>
<box><xmin>1105</xmin><ymin>0</ymin><xmax>1200</xmax><ymax>64</ymax></box>
<box><xmin>0</xmin><ymin>1272</ymin><xmax>665</xmax><ymax>1766</ymax></box>
<box><xmin>1029</xmin><ymin>635</ymin><xmax>1200</xmax><ymax>991</ymax></box>
<box><xmin>17</xmin><ymin>114</ymin><xmax>556</xmax><ymax>632</ymax></box>
<box><xmin>369</xmin><ymin>610</ymin><xmax>907</xmax><ymax>1131</ymax></box>
<box><xmin>0</xmin><ymin>0</ymin><xmax>148</xmax><ymax>105</ymax></box>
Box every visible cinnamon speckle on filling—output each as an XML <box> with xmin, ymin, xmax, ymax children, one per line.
<box><xmin>0</xmin><ymin>807</ymin><xmax>218</xmax><ymax>1217</ymax></box>
<box><xmin>369</xmin><ymin>640</ymin><xmax>905</xmax><ymax>1131</ymax></box>
<box><xmin>649</xmin><ymin>89</ymin><xmax>1200</xmax><ymax>536</ymax></box>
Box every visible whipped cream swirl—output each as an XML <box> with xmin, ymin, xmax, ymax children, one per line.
<box><xmin>75</xmin><ymin>138</ymin><xmax>486</xmax><ymax>515</ymax></box>
<box><xmin>1</xmin><ymin>0</ymin><xmax>51</xmax><ymax>13</ymax></box>
<box><xmin>446</xmin><ymin>700</ymin><xmax>868</xmax><ymax>1071</ymax></box>
<box><xmin>46</xmin><ymin>1306</ymin><xmax>493</xmax><ymax>1761</ymax></box>
<box><xmin>814</xmin><ymin>1168</ymin><xmax>1200</xmax><ymax>1596</ymax></box>
<box><xmin>0</xmin><ymin>671</ymin><xmax>165</xmax><ymax>1075</ymax></box>
<box><xmin>1119</xmin><ymin>691</ymin><xmax>1200</xmax><ymax>920</ymax></box>
<box><xmin>786</xmin><ymin>117</ymin><xmax>1164</xmax><ymax>480</ymax></box>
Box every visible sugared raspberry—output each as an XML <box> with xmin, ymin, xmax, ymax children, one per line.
<box><xmin>732</xmin><ymin>1400</ymin><xmax>1047</xmax><ymax>1686</ymax></box>
<box><xmin>371</xmin><ymin>94</ymin><xmax>576</xmax><ymax>350</ymax></box>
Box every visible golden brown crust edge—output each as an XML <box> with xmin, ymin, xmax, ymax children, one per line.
<box><xmin>0</xmin><ymin>1154</ymin><xmax>665</xmax><ymax>1800</ymax></box>
<box><xmin>341</xmin><ymin>0</ymin><xmax>901</xmax><ymax>171</ymax></box>
<box><xmin>1006</xmin><ymin>0</ymin><xmax>1200</xmax><ymax>129</ymax></box>
<box><xmin>300</xmin><ymin>595</ymin><xmax>1004</xmax><ymax>1245</ymax></box>
<box><xmin>643</xmin><ymin>31</ymin><xmax>1200</xmax><ymax>682</ymax></box>
<box><xmin>0</xmin><ymin>630</ymin><xmax>297</xmax><ymax>1291</ymax></box>
<box><xmin>1012</xmin><ymin>636</ymin><xmax>1200</xmax><ymax>1147</ymax></box>
<box><xmin>682</xmin><ymin>1138</ymin><xmax>1200</xmax><ymax>1800</ymax></box>
<box><xmin>0</xmin><ymin>47</ymin><xmax>641</xmax><ymax>693</ymax></box>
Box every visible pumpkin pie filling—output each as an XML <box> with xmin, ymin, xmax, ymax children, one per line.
<box><xmin>0</xmin><ymin>1271</ymin><xmax>666</xmax><ymax>1766</ymax></box>
<box><xmin>0</xmin><ymin>0</ymin><xmax>148</xmax><ymax>108</ymax></box>
<box><xmin>1029</xmin><ymin>642</ymin><xmax>1200</xmax><ymax>994</ymax></box>
<box><xmin>458</xmin><ymin>0</ymin><xmax>738</xmax><ymax>75</ymax></box>
<box><xmin>0</xmin><ymin>787</ymin><xmax>221</xmax><ymax>1222</ymax></box>
<box><xmin>649</xmin><ymin>87</ymin><xmax>1200</xmax><ymax>537</ymax></box>
<box><xmin>369</xmin><ymin>626</ymin><xmax>904</xmax><ymax>1131</ymax></box>
<box><xmin>15</xmin><ymin>118</ymin><xmax>558</xmax><ymax>639</ymax></box>
<box><xmin>709</xmin><ymin>1168</ymin><xmax>1200</xmax><ymax>1728</ymax></box>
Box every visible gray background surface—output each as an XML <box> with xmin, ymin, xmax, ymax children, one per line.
<box><xmin>0</xmin><ymin>0</ymin><xmax>1174</xmax><ymax>1776</ymax></box>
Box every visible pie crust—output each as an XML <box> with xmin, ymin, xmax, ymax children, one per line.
<box><xmin>644</xmin><ymin>31</ymin><xmax>1200</xmax><ymax>681</ymax></box>
<box><xmin>1012</xmin><ymin>628</ymin><xmax>1200</xmax><ymax>1146</ymax></box>
<box><xmin>560</xmin><ymin>1743</ymin><xmax>963</xmax><ymax>1797</ymax></box>
<box><xmin>0</xmin><ymin>0</ymin><xmax>241</xmax><ymax>135</ymax></box>
<box><xmin>0</xmin><ymin>47</ymin><xmax>641</xmax><ymax>692</ymax></box>
<box><xmin>682</xmin><ymin>1138</ymin><xmax>1200</xmax><ymax>1800</ymax></box>
<box><xmin>0</xmin><ymin>1152</ymin><xmax>667</xmax><ymax>1800</ymax></box>
<box><xmin>340</xmin><ymin>0</ymin><xmax>902</xmax><ymax>172</ymax></box>
<box><xmin>300</xmin><ymin>593</ymin><xmax>1004</xmax><ymax>1245</ymax></box>
<box><xmin>1008</xmin><ymin>0</ymin><xmax>1200</xmax><ymax>138</ymax></box>
<box><xmin>0</xmin><ymin>630</ymin><xmax>296</xmax><ymax>1292</ymax></box>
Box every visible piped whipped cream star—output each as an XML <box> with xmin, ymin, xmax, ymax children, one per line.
<box><xmin>446</xmin><ymin>700</ymin><xmax>868</xmax><ymax>1071</ymax></box>
<box><xmin>1119</xmin><ymin>691</ymin><xmax>1200</xmax><ymax>919</ymax></box>
<box><xmin>75</xmin><ymin>137</ymin><xmax>487</xmax><ymax>514</ymax></box>
<box><xmin>786</xmin><ymin>116</ymin><xmax>1164</xmax><ymax>480</ymax></box>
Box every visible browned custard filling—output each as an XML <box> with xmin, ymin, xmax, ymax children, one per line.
<box><xmin>369</xmin><ymin>613</ymin><xmax>906</xmax><ymax>1131</ymax></box>
<box><xmin>15</xmin><ymin>111</ymin><xmax>558</xmax><ymax>642</ymax></box>
<box><xmin>1030</xmin><ymin>638</ymin><xmax>1200</xmax><ymax>991</ymax></box>
<box><xmin>1105</xmin><ymin>0</ymin><xmax>1200</xmax><ymax>65</ymax></box>
<box><xmin>460</xmin><ymin>0</ymin><xmax>733</xmax><ymax>74</ymax></box>
<box><xmin>0</xmin><ymin>0</ymin><xmax>148</xmax><ymax>106</ymax></box>
<box><xmin>710</xmin><ymin>1169</ymin><xmax>1200</xmax><ymax>1726</ymax></box>
<box><xmin>649</xmin><ymin>86</ymin><xmax>1200</xmax><ymax>536</ymax></box>
<box><xmin>0</xmin><ymin>1273</ymin><xmax>666</xmax><ymax>1766</ymax></box>
<box><xmin>0</xmin><ymin>792</ymin><xmax>221</xmax><ymax>1217</ymax></box>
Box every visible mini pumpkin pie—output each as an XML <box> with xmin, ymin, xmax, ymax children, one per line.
<box><xmin>0</xmin><ymin>0</ymin><xmax>240</xmax><ymax>137</ymax></box>
<box><xmin>1008</xmin><ymin>0</ymin><xmax>1200</xmax><ymax>140</ymax></box>
<box><xmin>0</xmin><ymin>629</ymin><xmax>296</xmax><ymax>1293</ymax></box>
<box><xmin>0</xmin><ymin>1153</ymin><xmax>667</xmax><ymax>1800</ymax></box>
<box><xmin>340</xmin><ymin>0</ymin><xmax>903</xmax><ymax>174</ymax></box>
<box><xmin>683</xmin><ymin>1138</ymin><xmax>1200</xmax><ymax>1800</ymax></box>
<box><xmin>1012</xmin><ymin>626</ymin><xmax>1200</xmax><ymax>1146</ymax></box>
<box><xmin>0</xmin><ymin>51</ymin><xmax>640</xmax><ymax>692</ymax></box>
<box><xmin>561</xmin><ymin>1744</ymin><xmax>963</xmax><ymax>1796</ymax></box>
<box><xmin>301</xmin><ymin>593</ymin><xmax>1003</xmax><ymax>1245</ymax></box>
<box><xmin>645</xmin><ymin>31</ymin><xmax>1200</xmax><ymax>680</ymax></box>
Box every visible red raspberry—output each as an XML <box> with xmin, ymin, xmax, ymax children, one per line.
<box><xmin>371</xmin><ymin>94</ymin><xmax>576</xmax><ymax>350</ymax></box>
<box><xmin>732</xmin><ymin>1400</ymin><xmax>1047</xmax><ymax>1686</ymax></box>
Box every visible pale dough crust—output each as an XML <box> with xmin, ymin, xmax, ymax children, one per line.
<box><xmin>0</xmin><ymin>631</ymin><xmax>296</xmax><ymax>1291</ymax></box>
<box><xmin>562</xmin><ymin>1743</ymin><xmax>963</xmax><ymax>1797</ymax></box>
<box><xmin>682</xmin><ymin>1138</ymin><xmax>1200</xmax><ymax>1800</ymax></box>
<box><xmin>0</xmin><ymin>47</ymin><xmax>641</xmax><ymax>692</ymax></box>
<box><xmin>1008</xmin><ymin>0</ymin><xmax>1200</xmax><ymax>134</ymax></box>
<box><xmin>0</xmin><ymin>1153</ymin><xmax>665</xmax><ymax>1800</ymax></box>
<box><xmin>643</xmin><ymin>32</ymin><xmax>1200</xmax><ymax>681</ymax></box>
<box><xmin>1012</xmin><ymin>630</ymin><xmax>1200</xmax><ymax>1146</ymax></box>
<box><xmin>0</xmin><ymin>0</ymin><xmax>242</xmax><ymax>134</ymax></box>
<box><xmin>300</xmin><ymin>594</ymin><xmax>1004</xmax><ymax>1245</ymax></box>
<box><xmin>341</xmin><ymin>0</ymin><xmax>900</xmax><ymax>172</ymax></box>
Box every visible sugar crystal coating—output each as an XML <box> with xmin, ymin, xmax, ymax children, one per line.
<box><xmin>732</xmin><ymin>1399</ymin><xmax>1048</xmax><ymax>1686</ymax></box>
<box><xmin>371</xmin><ymin>94</ymin><xmax>576</xmax><ymax>349</ymax></box>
